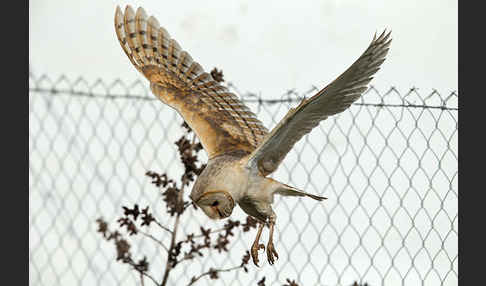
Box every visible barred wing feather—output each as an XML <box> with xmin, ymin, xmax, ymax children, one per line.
<box><xmin>115</xmin><ymin>6</ymin><xmax>268</xmax><ymax>158</ymax></box>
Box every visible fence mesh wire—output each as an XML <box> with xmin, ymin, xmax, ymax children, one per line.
<box><xmin>29</xmin><ymin>73</ymin><xmax>458</xmax><ymax>286</ymax></box>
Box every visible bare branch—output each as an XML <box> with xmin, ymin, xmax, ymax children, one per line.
<box><xmin>153</xmin><ymin>220</ymin><xmax>173</xmax><ymax>234</ymax></box>
<box><xmin>187</xmin><ymin>266</ymin><xmax>243</xmax><ymax>286</ymax></box>
<box><xmin>139</xmin><ymin>230</ymin><xmax>169</xmax><ymax>252</ymax></box>
<box><xmin>125</xmin><ymin>259</ymin><xmax>159</xmax><ymax>286</ymax></box>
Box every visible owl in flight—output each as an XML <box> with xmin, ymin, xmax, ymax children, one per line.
<box><xmin>115</xmin><ymin>5</ymin><xmax>391</xmax><ymax>266</ymax></box>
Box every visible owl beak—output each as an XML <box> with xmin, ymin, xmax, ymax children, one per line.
<box><xmin>214</xmin><ymin>206</ymin><xmax>224</xmax><ymax>218</ymax></box>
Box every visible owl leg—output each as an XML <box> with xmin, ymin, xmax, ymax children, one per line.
<box><xmin>250</xmin><ymin>222</ymin><xmax>265</xmax><ymax>266</ymax></box>
<box><xmin>266</xmin><ymin>211</ymin><xmax>279</xmax><ymax>265</ymax></box>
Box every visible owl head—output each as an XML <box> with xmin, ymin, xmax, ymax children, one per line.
<box><xmin>190</xmin><ymin>190</ymin><xmax>234</xmax><ymax>220</ymax></box>
<box><xmin>189</xmin><ymin>162</ymin><xmax>236</xmax><ymax>220</ymax></box>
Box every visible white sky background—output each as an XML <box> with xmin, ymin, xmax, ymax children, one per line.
<box><xmin>29</xmin><ymin>0</ymin><xmax>457</xmax><ymax>96</ymax></box>
<box><xmin>30</xmin><ymin>1</ymin><xmax>458</xmax><ymax>286</ymax></box>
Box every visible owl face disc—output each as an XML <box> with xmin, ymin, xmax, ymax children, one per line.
<box><xmin>193</xmin><ymin>190</ymin><xmax>235</xmax><ymax>220</ymax></box>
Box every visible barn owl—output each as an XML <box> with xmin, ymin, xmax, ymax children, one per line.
<box><xmin>115</xmin><ymin>5</ymin><xmax>391</xmax><ymax>266</ymax></box>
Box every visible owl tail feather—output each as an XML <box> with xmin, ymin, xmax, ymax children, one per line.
<box><xmin>271</xmin><ymin>179</ymin><xmax>327</xmax><ymax>201</ymax></box>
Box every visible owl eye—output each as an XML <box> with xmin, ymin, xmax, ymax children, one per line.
<box><xmin>211</xmin><ymin>201</ymin><xmax>219</xmax><ymax>207</ymax></box>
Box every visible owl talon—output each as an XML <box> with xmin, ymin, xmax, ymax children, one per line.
<box><xmin>251</xmin><ymin>243</ymin><xmax>265</xmax><ymax>266</ymax></box>
<box><xmin>267</xmin><ymin>242</ymin><xmax>279</xmax><ymax>265</ymax></box>
<box><xmin>251</xmin><ymin>223</ymin><xmax>266</xmax><ymax>266</ymax></box>
<box><xmin>266</xmin><ymin>211</ymin><xmax>278</xmax><ymax>265</ymax></box>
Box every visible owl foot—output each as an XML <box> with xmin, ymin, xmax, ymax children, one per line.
<box><xmin>251</xmin><ymin>242</ymin><xmax>265</xmax><ymax>266</ymax></box>
<box><xmin>266</xmin><ymin>211</ymin><xmax>278</xmax><ymax>265</ymax></box>
<box><xmin>251</xmin><ymin>222</ymin><xmax>266</xmax><ymax>266</ymax></box>
<box><xmin>266</xmin><ymin>242</ymin><xmax>279</xmax><ymax>265</ymax></box>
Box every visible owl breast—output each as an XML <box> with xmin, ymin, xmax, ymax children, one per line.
<box><xmin>238</xmin><ymin>196</ymin><xmax>269</xmax><ymax>222</ymax></box>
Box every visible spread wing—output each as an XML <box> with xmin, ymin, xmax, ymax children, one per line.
<box><xmin>246</xmin><ymin>30</ymin><xmax>392</xmax><ymax>176</ymax></box>
<box><xmin>115</xmin><ymin>6</ymin><xmax>268</xmax><ymax>158</ymax></box>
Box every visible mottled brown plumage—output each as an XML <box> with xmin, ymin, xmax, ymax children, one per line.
<box><xmin>115</xmin><ymin>5</ymin><xmax>392</xmax><ymax>266</ymax></box>
<box><xmin>115</xmin><ymin>6</ymin><xmax>267</xmax><ymax>158</ymax></box>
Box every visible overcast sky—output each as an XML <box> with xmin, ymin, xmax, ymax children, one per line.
<box><xmin>30</xmin><ymin>0</ymin><xmax>457</xmax><ymax>97</ymax></box>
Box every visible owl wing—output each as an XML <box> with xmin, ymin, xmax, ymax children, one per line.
<box><xmin>246</xmin><ymin>30</ymin><xmax>392</xmax><ymax>176</ymax></box>
<box><xmin>115</xmin><ymin>6</ymin><xmax>268</xmax><ymax>158</ymax></box>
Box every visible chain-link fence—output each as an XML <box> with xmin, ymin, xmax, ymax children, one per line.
<box><xmin>29</xmin><ymin>73</ymin><xmax>458</xmax><ymax>286</ymax></box>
